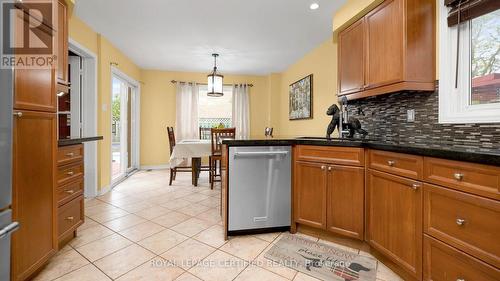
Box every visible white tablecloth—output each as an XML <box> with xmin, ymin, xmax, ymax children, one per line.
<box><xmin>169</xmin><ymin>139</ymin><xmax>212</xmax><ymax>167</ymax></box>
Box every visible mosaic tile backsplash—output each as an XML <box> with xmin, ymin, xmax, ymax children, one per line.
<box><xmin>346</xmin><ymin>88</ymin><xmax>500</xmax><ymax>150</ymax></box>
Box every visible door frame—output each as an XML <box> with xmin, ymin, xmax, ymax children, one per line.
<box><xmin>110</xmin><ymin>66</ymin><xmax>141</xmax><ymax>186</ymax></box>
<box><xmin>68</xmin><ymin>38</ymin><xmax>98</xmax><ymax>198</ymax></box>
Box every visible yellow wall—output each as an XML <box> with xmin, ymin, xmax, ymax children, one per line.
<box><xmin>270</xmin><ymin>37</ymin><xmax>338</xmax><ymax>137</ymax></box>
<box><xmin>69</xmin><ymin>16</ymin><xmax>141</xmax><ymax>190</ymax></box>
<box><xmin>140</xmin><ymin>71</ymin><xmax>270</xmax><ymax>166</ymax></box>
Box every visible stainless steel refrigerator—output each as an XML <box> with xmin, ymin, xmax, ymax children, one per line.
<box><xmin>0</xmin><ymin>68</ymin><xmax>20</xmax><ymax>280</ymax></box>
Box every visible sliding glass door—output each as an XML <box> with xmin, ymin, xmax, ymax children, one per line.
<box><xmin>111</xmin><ymin>75</ymin><xmax>138</xmax><ymax>183</ymax></box>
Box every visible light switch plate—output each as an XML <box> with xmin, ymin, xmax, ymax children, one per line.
<box><xmin>407</xmin><ymin>109</ymin><xmax>415</xmax><ymax>122</ymax></box>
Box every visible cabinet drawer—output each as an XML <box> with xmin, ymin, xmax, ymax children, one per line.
<box><xmin>58</xmin><ymin>195</ymin><xmax>84</xmax><ymax>238</ymax></box>
<box><xmin>57</xmin><ymin>144</ymin><xmax>83</xmax><ymax>166</ymax></box>
<box><xmin>424</xmin><ymin>157</ymin><xmax>500</xmax><ymax>200</ymax></box>
<box><xmin>57</xmin><ymin>162</ymin><xmax>84</xmax><ymax>186</ymax></box>
<box><xmin>57</xmin><ymin>178</ymin><xmax>83</xmax><ymax>206</ymax></box>
<box><xmin>368</xmin><ymin>149</ymin><xmax>423</xmax><ymax>180</ymax></box>
<box><xmin>424</xmin><ymin>184</ymin><xmax>500</xmax><ymax>268</ymax></box>
<box><xmin>295</xmin><ymin>145</ymin><xmax>364</xmax><ymax>166</ymax></box>
<box><xmin>424</xmin><ymin>235</ymin><xmax>500</xmax><ymax>281</ymax></box>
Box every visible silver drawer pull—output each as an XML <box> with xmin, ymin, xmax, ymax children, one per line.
<box><xmin>410</xmin><ymin>183</ymin><xmax>420</xmax><ymax>190</ymax></box>
<box><xmin>321</xmin><ymin>166</ymin><xmax>326</xmax><ymax>170</ymax></box>
<box><xmin>328</xmin><ymin>166</ymin><xmax>332</xmax><ymax>171</ymax></box>
<box><xmin>66</xmin><ymin>171</ymin><xmax>74</xmax><ymax>176</ymax></box>
<box><xmin>457</xmin><ymin>279</ymin><xmax>465</xmax><ymax>281</ymax></box>
<box><xmin>13</xmin><ymin>112</ymin><xmax>23</xmax><ymax>117</ymax></box>
<box><xmin>456</xmin><ymin>218</ymin><xmax>466</xmax><ymax>226</ymax></box>
<box><xmin>66</xmin><ymin>152</ymin><xmax>75</xmax><ymax>157</ymax></box>
<box><xmin>66</xmin><ymin>216</ymin><xmax>74</xmax><ymax>221</ymax></box>
<box><xmin>387</xmin><ymin>160</ymin><xmax>395</xmax><ymax>166</ymax></box>
<box><xmin>65</xmin><ymin>190</ymin><xmax>74</xmax><ymax>194</ymax></box>
<box><xmin>454</xmin><ymin>173</ymin><xmax>464</xmax><ymax>181</ymax></box>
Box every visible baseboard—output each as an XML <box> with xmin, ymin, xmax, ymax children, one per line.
<box><xmin>140</xmin><ymin>164</ymin><xmax>170</xmax><ymax>170</ymax></box>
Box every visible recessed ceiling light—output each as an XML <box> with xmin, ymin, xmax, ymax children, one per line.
<box><xmin>310</xmin><ymin>3</ymin><xmax>319</xmax><ymax>10</ymax></box>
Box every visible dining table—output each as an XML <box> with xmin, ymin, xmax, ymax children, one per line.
<box><xmin>169</xmin><ymin>139</ymin><xmax>212</xmax><ymax>186</ymax></box>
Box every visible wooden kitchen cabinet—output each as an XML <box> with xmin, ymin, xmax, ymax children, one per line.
<box><xmin>56</xmin><ymin>0</ymin><xmax>69</xmax><ymax>85</ymax></box>
<box><xmin>326</xmin><ymin>165</ymin><xmax>364</xmax><ymax>239</ymax></box>
<box><xmin>11</xmin><ymin>110</ymin><xmax>57</xmax><ymax>281</ymax></box>
<box><xmin>337</xmin><ymin>0</ymin><xmax>436</xmax><ymax>100</ymax></box>
<box><xmin>293</xmin><ymin>161</ymin><xmax>327</xmax><ymax>229</ymax></box>
<box><xmin>338</xmin><ymin>18</ymin><xmax>365</xmax><ymax>96</ymax></box>
<box><xmin>367</xmin><ymin>169</ymin><xmax>423</xmax><ymax>280</ymax></box>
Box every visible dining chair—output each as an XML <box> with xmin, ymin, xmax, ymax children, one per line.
<box><xmin>265</xmin><ymin>127</ymin><xmax>274</xmax><ymax>137</ymax></box>
<box><xmin>167</xmin><ymin>126</ymin><xmax>192</xmax><ymax>186</ymax></box>
<box><xmin>199</xmin><ymin>127</ymin><xmax>211</xmax><ymax>140</ymax></box>
<box><xmin>209</xmin><ymin>127</ymin><xmax>236</xmax><ymax>189</ymax></box>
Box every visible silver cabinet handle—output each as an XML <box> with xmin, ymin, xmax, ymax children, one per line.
<box><xmin>328</xmin><ymin>166</ymin><xmax>332</xmax><ymax>171</ymax></box>
<box><xmin>13</xmin><ymin>112</ymin><xmax>23</xmax><ymax>117</ymax></box>
<box><xmin>66</xmin><ymin>216</ymin><xmax>74</xmax><ymax>221</ymax></box>
<box><xmin>457</xmin><ymin>279</ymin><xmax>465</xmax><ymax>281</ymax></box>
<box><xmin>410</xmin><ymin>183</ymin><xmax>420</xmax><ymax>190</ymax></box>
<box><xmin>65</xmin><ymin>189</ymin><xmax>75</xmax><ymax>194</ymax></box>
<box><xmin>67</xmin><ymin>171</ymin><xmax>74</xmax><ymax>176</ymax></box>
<box><xmin>321</xmin><ymin>166</ymin><xmax>326</xmax><ymax>170</ymax></box>
<box><xmin>454</xmin><ymin>173</ymin><xmax>464</xmax><ymax>181</ymax></box>
<box><xmin>0</xmin><ymin>222</ymin><xmax>20</xmax><ymax>239</ymax></box>
<box><xmin>456</xmin><ymin>218</ymin><xmax>466</xmax><ymax>226</ymax></box>
<box><xmin>66</xmin><ymin>152</ymin><xmax>75</xmax><ymax>157</ymax></box>
<box><xmin>234</xmin><ymin>151</ymin><xmax>288</xmax><ymax>157</ymax></box>
<box><xmin>387</xmin><ymin>160</ymin><xmax>395</xmax><ymax>166</ymax></box>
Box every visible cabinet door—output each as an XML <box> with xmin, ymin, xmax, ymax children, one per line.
<box><xmin>367</xmin><ymin>169</ymin><xmax>422</xmax><ymax>280</ymax></box>
<box><xmin>365</xmin><ymin>0</ymin><xmax>404</xmax><ymax>89</ymax></box>
<box><xmin>11</xmin><ymin>110</ymin><xmax>56</xmax><ymax>281</ymax></box>
<box><xmin>338</xmin><ymin>18</ymin><xmax>365</xmax><ymax>95</ymax></box>
<box><xmin>294</xmin><ymin>161</ymin><xmax>327</xmax><ymax>229</ymax></box>
<box><xmin>56</xmin><ymin>0</ymin><xmax>68</xmax><ymax>85</ymax></box>
<box><xmin>326</xmin><ymin>165</ymin><xmax>364</xmax><ymax>240</ymax></box>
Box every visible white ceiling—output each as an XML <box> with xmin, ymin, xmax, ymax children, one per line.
<box><xmin>75</xmin><ymin>0</ymin><xmax>345</xmax><ymax>75</ymax></box>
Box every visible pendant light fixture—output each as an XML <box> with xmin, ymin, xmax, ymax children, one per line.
<box><xmin>207</xmin><ymin>53</ymin><xmax>224</xmax><ymax>97</ymax></box>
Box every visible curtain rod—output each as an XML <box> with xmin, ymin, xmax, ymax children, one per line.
<box><xmin>170</xmin><ymin>80</ymin><xmax>253</xmax><ymax>87</ymax></box>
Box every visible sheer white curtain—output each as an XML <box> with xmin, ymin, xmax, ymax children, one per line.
<box><xmin>175</xmin><ymin>82</ymin><xmax>199</xmax><ymax>140</ymax></box>
<box><xmin>232</xmin><ymin>84</ymin><xmax>250</xmax><ymax>139</ymax></box>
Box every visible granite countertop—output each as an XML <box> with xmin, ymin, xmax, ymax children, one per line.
<box><xmin>222</xmin><ymin>136</ymin><xmax>500</xmax><ymax>166</ymax></box>
<box><xmin>58</xmin><ymin>136</ymin><xmax>103</xmax><ymax>147</ymax></box>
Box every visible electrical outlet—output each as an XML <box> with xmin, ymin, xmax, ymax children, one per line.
<box><xmin>407</xmin><ymin>109</ymin><xmax>415</xmax><ymax>122</ymax></box>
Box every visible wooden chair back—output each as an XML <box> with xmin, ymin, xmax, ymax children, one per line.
<box><xmin>199</xmin><ymin>127</ymin><xmax>211</xmax><ymax>140</ymax></box>
<box><xmin>167</xmin><ymin>126</ymin><xmax>176</xmax><ymax>154</ymax></box>
<box><xmin>211</xmin><ymin>128</ymin><xmax>236</xmax><ymax>155</ymax></box>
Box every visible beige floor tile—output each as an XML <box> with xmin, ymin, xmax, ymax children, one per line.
<box><xmin>75</xmin><ymin>233</ymin><xmax>133</xmax><ymax>262</ymax></box>
<box><xmin>84</xmin><ymin>198</ymin><xmax>105</xmax><ymax>208</ymax></box>
<box><xmin>293</xmin><ymin>272</ymin><xmax>322</xmax><ymax>281</ymax></box>
<box><xmin>53</xmin><ymin>264</ymin><xmax>111</xmax><ymax>281</ymax></box>
<box><xmin>107</xmin><ymin>196</ymin><xmax>144</xmax><ymax>207</ymax></box>
<box><xmin>235</xmin><ymin>264</ymin><xmax>289</xmax><ymax>281</ymax></box>
<box><xmin>161</xmin><ymin>239</ymin><xmax>216</xmax><ymax>270</ymax></box>
<box><xmin>138</xmin><ymin>229</ymin><xmax>189</xmax><ymax>255</ymax></box>
<box><xmin>94</xmin><ymin>244</ymin><xmax>155</xmax><ymax>279</ymax></box>
<box><xmin>253</xmin><ymin>243</ymin><xmax>297</xmax><ymax>280</ymax></box>
<box><xmin>197</xmin><ymin>189</ymin><xmax>220</xmax><ymax>198</ymax></box>
<box><xmin>151</xmin><ymin>211</ymin><xmax>191</xmax><ymax>228</ymax></box>
<box><xmin>253</xmin><ymin>232</ymin><xmax>281</xmax><ymax>243</ymax></box>
<box><xmin>188</xmin><ymin>250</ymin><xmax>247</xmax><ymax>281</ymax></box>
<box><xmin>135</xmin><ymin>205</ymin><xmax>171</xmax><ymax>220</ymax></box>
<box><xmin>87</xmin><ymin>208</ymin><xmax>130</xmax><ymax>223</ymax></box>
<box><xmin>118</xmin><ymin>221</ymin><xmax>165</xmax><ymax>242</ymax></box>
<box><xmin>101</xmin><ymin>214</ymin><xmax>146</xmax><ymax>232</ymax></box>
<box><xmin>79</xmin><ymin>217</ymin><xmax>99</xmax><ymax>231</ymax></box>
<box><xmin>192</xmin><ymin>225</ymin><xmax>226</xmax><ymax>248</ymax></box>
<box><xmin>175</xmin><ymin>272</ymin><xmax>202</xmax><ymax>281</ymax></box>
<box><xmin>219</xmin><ymin>236</ymin><xmax>269</xmax><ymax>261</ymax></box>
<box><xmin>171</xmin><ymin>218</ymin><xmax>215</xmax><ymax>237</ymax></box>
<box><xmin>197</xmin><ymin>197</ymin><xmax>220</xmax><ymax>208</ymax></box>
<box><xmin>177</xmin><ymin>204</ymin><xmax>211</xmax><ymax>216</ymax></box>
<box><xmin>195</xmin><ymin>208</ymin><xmax>221</xmax><ymax>224</ymax></box>
<box><xmin>116</xmin><ymin>257</ymin><xmax>184</xmax><ymax>281</ymax></box>
<box><xmin>97</xmin><ymin>191</ymin><xmax>129</xmax><ymax>202</ymax></box>
<box><xmin>119</xmin><ymin>201</ymin><xmax>155</xmax><ymax>213</ymax></box>
<box><xmin>70</xmin><ymin>224</ymin><xmax>114</xmax><ymax>248</ymax></box>
<box><xmin>377</xmin><ymin>262</ymin><xmax>403</xmax><ymax>281</ymax></box>
<box><xmin>85</xmin><ymin>204</ymin><xmax>118</xmax><ymax>216</ymax></box>
<box><xmin>182</xmin><ymin>193</ymin><xmax>210</xmax><ymax>203</ymax></box>
<box><xmin>161</xmin><ymin>199</ymin><xmax>192</xmax><ymax>210</ymax></box>
<box><xmin>33</xmin><ymin>249</ymin><xmax>89</xmax><ymax>281</ymax></box>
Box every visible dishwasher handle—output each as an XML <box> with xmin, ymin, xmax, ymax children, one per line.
<box><xmin>233</xmin><ymin>151</ymin><xmax>289</xmax><ymax>157</ymax></box>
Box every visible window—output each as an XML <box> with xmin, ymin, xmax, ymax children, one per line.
<box><xmin>198</xmin><ymin>85</ymin><xmax>233</xmax><ymax>139</ymax></box>
<box><xmin>439</xmin><ymin>6</ymin><xmax>500</xmax><ymax>123</ymax></box>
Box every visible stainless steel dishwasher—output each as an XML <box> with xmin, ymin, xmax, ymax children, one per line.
<box><xmin>228</xmin><ymin>146</ymin><xmax>291</xmax><ymax>234</ymax></box>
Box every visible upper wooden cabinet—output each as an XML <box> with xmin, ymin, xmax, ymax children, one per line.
<box><xmin>338</xmin><ymin>0</ymin><xmax>436</xmax><ymax>100</ymax></box>
<box><xmin>338</xmin><ymin>18</ymin><xmax>365</xmax><ymax>95</ymax></box>
<box><xmin>56</xmin><ymin>0</ymin><xmax>69</xmax><ymax>86</ymax></box>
